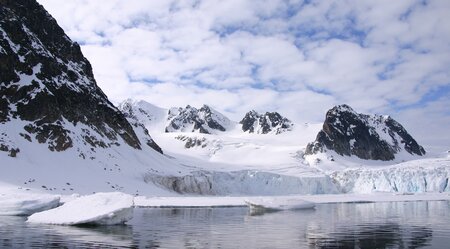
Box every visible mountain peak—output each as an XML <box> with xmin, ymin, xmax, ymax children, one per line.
<box><xmin>327</xmin><ymin>104</ymin><xmax>358</xmax><ymax>117</ymax></box>
<box><xmin>165</xmin><ymin>104</ymin><xmax>233</xmax><ymax>134</ymax></box>
<box><xmin>240</xmin><ymin>110</ymin><xmax>293</xmax><ymax>135</ymax></box>
<box><xmin>305</xmin><ymin>105</ymin><xmax>426</xmax><ymax>161</ymax></box>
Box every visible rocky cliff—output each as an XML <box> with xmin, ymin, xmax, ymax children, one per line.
<box><xmin>0</xmin><ymin>0</ymin><xmax>161</xmax><ymax>157</ymax></box>
<box><xmin>305</xmin><ymin>105</ymin><xmax>425</xmax><ymax>160</ymax></box>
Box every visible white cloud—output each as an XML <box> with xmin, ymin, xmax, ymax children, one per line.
<box><xmin>38</xmin><ymin>0</ymin><xmax>450</xmax><ymax>147</ymax></box>
<box><xmin>395</xmin><ymin>97</ymin><xmax>450</xmax><ymax>149</ymax></box>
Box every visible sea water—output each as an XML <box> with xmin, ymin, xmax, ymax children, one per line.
<box><xmin>1</xmin><ymin>201</ymin><xmax>449</xmax><ymax>248</ymax></box>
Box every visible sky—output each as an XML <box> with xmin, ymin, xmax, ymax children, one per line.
<box><xmin>37</xmin><ymin>0</ymin><xmax>450</xmax><ymax>147</ymax></box>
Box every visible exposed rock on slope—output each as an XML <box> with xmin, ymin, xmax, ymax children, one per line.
<box><xmin>118</xmin><ymin>100</ymin><xmax>163</xmax><ymax>153</ymax></box>
<box><xmin>240</xmin><ymin>110</ymin><xmax>293</xmax><ymax>134</ymax></box>
<box><xmin>305</xmin><ymin>105</ymin><xmax>425</xmax><ymax>161</ymax></box>
<box><xmin>165</xmin><ymin>105</ymin><xmax>233</xmax><ymax>134</ymax></box>
<box><xmin>175</xmin><ymin>135</ymin><xmax>208</xmax><ymax>149</ymax></box>
<box><xmin>0</xmin><ymin>0</ymin><xmax>160</xmax><ymax>156</ymax></box>
<box><xmin>118</xmin><ymin>99</ymin><xmax>166</xmax><ymax>128</ymax></box>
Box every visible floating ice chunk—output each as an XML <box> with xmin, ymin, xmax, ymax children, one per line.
<box><xmin>0</xmin><ymin>193</ymin><xmax>60</xmax><ymax>216</ymax></box>
<box><xmin>245</xmin><ymin>197</ymin><xmax>315</xmax><ymax>212</ymax></box>
<box><xmin>27</xmin><ymin>192</ymin><xmax>134</xmax><ymax>225</ymax></box>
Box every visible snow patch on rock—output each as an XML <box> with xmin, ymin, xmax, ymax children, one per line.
<box><xmin>165</xmin><ymin>105</ymin><xmax>235</xmax><ymax>134</ymax></box>
<box><xmin>240</xmin><ymin>110</ymin><xmax>293</xmax><ymax>135</ymax></box>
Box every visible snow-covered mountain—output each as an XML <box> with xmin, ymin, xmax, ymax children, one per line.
<box><xmin>165</xmin><ymin>105</ymin><xmax>234</xmax><ymax>134</ymax></box>
<box><xmin>1</xmin><ymin>0</ymin><xmax>448</xmax><ymax>199</ymax></box>
<box><xmin>0</xmin><ymin>0</ymin><xmax>161</xmax><ymax>158</ymax></box>
<box><xmin>305</xmin><ymin>105</ymin><xmax>426</xmax><ymax>161</ymax></box>
<box><xmin>118</xmin><ymin>99</ymin><xmax>165</xmax><ymax>153</ymax></box>
<box><xmin>118</xmin><ymin>99</ymin><xmax>167</xmax><ymax>128</ymax></box>
<box><xmin>0</xmin><ymin>0</ymin><xmax>329</xmax><ymax>199</ymax></box>
<box><xmin>118</xmin><ymin>100</ymin><xmax>295</xmax><ymax>137</ymax></box>
<box><xmin>240</xmin><ymin>110</ymin><xmax>293</xmax><ymax>134</ymax></box>
<box><xmin>117</xmin><ymin>100</ymin><xmax>315</xmax><ymax>168</ymax></box>
<box><xmin>0</xmin><ymin>0</ymin><xmax>186</xmax><ymax>196</ymax></box>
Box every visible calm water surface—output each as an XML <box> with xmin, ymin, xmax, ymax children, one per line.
<box><xmin>1</xmin><ymin>201</ymin><xmax>450</xmax><ymax>248</ymax></box>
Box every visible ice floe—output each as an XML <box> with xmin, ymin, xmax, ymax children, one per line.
<box><xmin>0</xmin><ymin>193</ymin><xmax>60</xmax><ymax>216</ymax></box>
<box><xmin>245</xmin><ymin>197</ymin><xmax>315</xmax><ymax>212</ymax></box>
<box><xmin>27</xmin><ymin>192</ymin><xmax>134</xmax><ymax>225</ymax></box>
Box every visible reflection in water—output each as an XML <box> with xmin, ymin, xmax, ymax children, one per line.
<box><xmin>308</xmin><ymin>222</ymin><xmax>432</xmax><ymax>249</ymax></box>
<box><xmin>305</xmin><ymin>201</ymin><xmax>448</xmax><ymax>249</ymax></box>
<box><xmin>0</xmin><ymin>201</ymin><xmax>449</xmax><ymax>248</ymax></box>
<box><xmin>0</xmin><ymin>215</ymin><xmax>136</xmax><ymax>248</ymax></box>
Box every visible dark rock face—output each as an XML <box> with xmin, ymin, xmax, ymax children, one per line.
<box><xmin>165</xmin><ymin>105</ymin><xmax>232</xmax><ymax>134</ymax></box>
<box><xmin>305</xmin><ymin>105</ymin><xmax>426</xmax><ymax>161</ymax></box>
<box><xmin>0</xmin><ymin>0</ymin><xmax>158</xmax><ymax>156</ymax></box>
<box><xmin>240</xmin><ymin>110</ymin><xmax>293</xmax><ymax>134</ymax></box>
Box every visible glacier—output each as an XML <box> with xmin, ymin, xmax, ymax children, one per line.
<box><xmin>332</xmin><ymin>158</ymin><xmax>450</xmax><ymax>193</ymax></box>
<box><xmin>143</xmin><ymin>158</ymin><xmax>450</xmax><ymax>196</ymax></box>
<box><xmin>145</xmin><ymin>170</ymin><xmax>339</xmax><ymax>195</ymax></box>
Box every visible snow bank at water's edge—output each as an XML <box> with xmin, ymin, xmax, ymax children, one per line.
<box><xmin>0</xmin><ymin>193</ymin><xmax>60</xmax><ymax>216</ymax></box>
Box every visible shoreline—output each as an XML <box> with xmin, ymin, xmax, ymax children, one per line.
<box><xmin>134</xmin><ymin>192</ymin><xmax>450</xmax><ymax>208</ymax></box>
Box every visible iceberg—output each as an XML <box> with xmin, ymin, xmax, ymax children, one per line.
<box><xmin>245</xmin><ymin>197</ymin><xmax>315</xmax><ymax>212</ymax></box>
<box><xmin>27</xmin><ymin>192</ymin><xmax>134</xmax><ymax>225</ymax></box>
<box><xmin>0</xmin><ymin>193</ymin><xmax>60</xmax><ymax>216</ymax></box>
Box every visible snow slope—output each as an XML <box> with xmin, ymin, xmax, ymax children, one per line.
<box><xmin>113</xmin><ymin>99</ymin><xmax>450</xmax><ymax>196</ymax></box>
<box><xmin>0</xmin><ymin>131</ymin><xmax>190</xmax><ymax>196</ymax></box>
<box><xmin>2</xmin><ymin>98</ymin><xmax>449</xmax><ymax>198</ymax></box>
<box><xmin>120</xmin><ymin>100</ymin><xmax>320</xmax><ymax>170</ymax></box>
